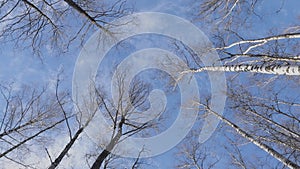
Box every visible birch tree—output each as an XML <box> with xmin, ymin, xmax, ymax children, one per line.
<box><xmin>175</xmin><ymin>1</ymin><xmax>300</xmax><ymax>168</ymax></box>
<box><xmin>178</xmin><ymin>32</ymin><xmax>300</xmax><ymax>76</ymax></box>
<box><xmin>226</xmin><ymin>82</ymin><xmax>300</xmax><ymax>167</ymax></box>
<box><xmin>197</xmin><ymin>101</ymin><xmax>299</xmax><ymax>168</ymax></box>
<box><xmin>186</xmin><ymin>0</ymin><xmax>300</xmax><ymax>75</ymax></box>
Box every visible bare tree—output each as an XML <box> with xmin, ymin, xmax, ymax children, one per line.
<box><xmin>89</xmin><ymin>74</ymin><xmax>156</xmax><ymax>169</ymax></box>
<box><xmin>197</xmin><ymin>100</ymin><xmax>299</xmax><ymax>169</ymax></box>
<box><xmin>176</xmin><ymin>130</ymin><xmax>220</xmax><ymax>169</ymax></box>
<box><xmin>0</xmin><ymin>83</ymin><xmax>70</xmax><ymax>166</ymax></box>
<box><xmin>178</xmin><ymin>31</ymin><xmax>300</xmax><ymax>76</ymax></box>
<box><xmin>226</xmin><ymin>81</ymin><xmax>300</xmax><ymax>167</ymax></box>
<box><xmin>186</xmin><ymin>0</ymin><xmax>300</xmax><ymax>75</ymax></box>
<box><xmin>0</xmin><ymin>72</ymin><xmax>157</xmax><ymax>168</ymax></box>
<box><xmin>2</xmin><ymin>0</ymin><xmax>300</xmax><ymax>168</ymax></box>
<box><xmin>0</xmin><ymin>0</ymin><xmax>131</xmax><ymax>56</ymax></box>
<box><xmin>41</xmin><ymin>70</ymin><xmax>157</xmax><ymax>169</ymax></box>
<box><xmin>47</xmin><ymin>78</ymin><xmax>85</xmax><ymax>169</ymax></box>
<box><xmin>173</xmin><ymin>2</ymin><xmax>300</xmax><ymax>165</ymax></box>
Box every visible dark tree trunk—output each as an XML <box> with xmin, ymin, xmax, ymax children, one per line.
<box><xmin>91</xmin><ymin>129</ymin><xmax>122</xmax><ymax>169</ymax></box>
<box><xmin>48</xmin><ymin>127</ymin><xmax>84</xmax><ymax>169</ymax></box>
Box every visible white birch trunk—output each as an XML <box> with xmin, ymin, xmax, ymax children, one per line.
<box><xmin>201</xmin><ymin>104</ymin><xmax>300</xmax><ymax>169</ymax></box>
<box><xmin>218</xmin><ymin>33</ymin><xmax>300</xmax><ymax>50</ymax></box>
<box><xmin>193</xmin><ymin>64</ymin><xmax>300</xmax><ymax>75</ymax></box>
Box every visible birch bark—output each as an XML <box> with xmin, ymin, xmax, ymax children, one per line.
<box><xmin>190</xmin><ymin>64</ymin><xmax>300</xmax><ymax>75</ymax></box>
<box><xmin>200</xmin><ymin>104</ymin><xmax>300</xmax><ymax>169</ymax></box>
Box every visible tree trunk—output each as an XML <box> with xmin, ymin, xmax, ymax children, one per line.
<box><xmin>91</xmin><ymin>129</ymin><xmax>122</xmax><ymax>169</ymax></box>
<box><xmin>202</xmin><ymin>104</ymin><xmax>300</xmax><ymax>169</ymax></box>
<box><xmin>192</xmin><ymin>64</ymin><xmax>300</xmax><ymax>75</ymax></box>
<box><xmin>63</xmin><ymin>0</ymin><xmax>103</xmax><ymax>29</ymax></box>
<box><xmin>48</xmin><ymin>127</ymin><xmax>84</xmax><ymax>169</ymax></box>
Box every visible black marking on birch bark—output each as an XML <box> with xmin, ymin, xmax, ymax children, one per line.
<box><xmin>260</xmin><ymin>64</ymin><xmax>264</xmax><ymax>71</ymax></box>
<box><xmin>270</xmin><ymin>65</ymin><xmax>276</xmax><ymax>72</ymax></box>
<box><xmin>291</xmin><ymin>67</ymin><xmax>295</xmax><ymax>73</ymax></box>
<box><xmin>265</xmin><ymin>65</ymin><xmax>271</xmax><ymax>72</ymax></box>
<box><xmin>286</xmin><ymin>66</ymin><xmax>290</xmax><ymax>73</ymax></box>
<box><xmin>244</xmin><ymin>65</ymin><xmax>249</xmax><ymax>71</ymax></box>
<box><xmin>238</xmin><ymin>65</ymin><xmax>242</xmax><ymax>71</ymax></box>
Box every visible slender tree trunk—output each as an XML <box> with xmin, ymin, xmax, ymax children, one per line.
<box><xmin>202</xmin><ymin>104</ymin><xmax>300</xmax><ymax>169</ymax></box>
<box><xmin>219</xmin><ymin>33</ymin><xmax>300</xmax><ymax>50</ymax></box>
<box><xmin>191</xmin><ymin>64</ymin><xmax>300</xmax><ymax>75</ymax></box>
<box><xmin>48</xmin><ymin>127</ymin><xmax>84</xmax><ymax>169</ymax></box>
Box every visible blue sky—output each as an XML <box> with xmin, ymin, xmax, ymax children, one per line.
<box><xmin>2</xmin><ymin>0</ymin><xmax>299</xmax><ymax>88</ymax></box>
<box><xmin>1</xmin><ymin>0</ymin><xmax>300</xmax><ymax>168</ymax></box>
